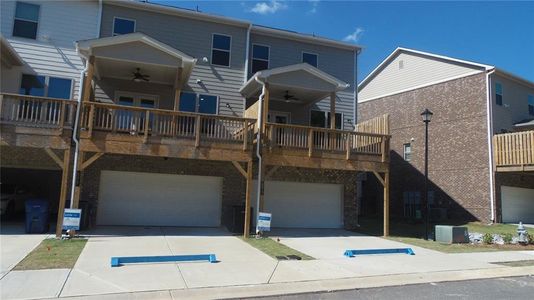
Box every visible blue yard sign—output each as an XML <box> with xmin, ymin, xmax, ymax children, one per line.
<box><xmin>63</xmin><ymin>208</ymin><xmax>82</xmax><ymax>230</ymax></box>
<box><xmin>257</xmin><ymin>212</ymin><xmax>271</xmax><ymax>232</ymax></box>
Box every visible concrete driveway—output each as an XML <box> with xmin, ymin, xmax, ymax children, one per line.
<box><xmin>0</xmin><ymin>223</ymin><xmax>49</xmax><ymax>278</ymax></box>
<box><xmin>60</xmin><ymin>226</ymin><xmax>277</xmax><ymax>298</ymax></box>
<box><xmin>269</xmin><ymin>228</ymin><xmax>498</xmax><ymax>281</ymax></box>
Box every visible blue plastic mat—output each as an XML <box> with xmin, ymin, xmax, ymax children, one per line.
<box><xmin>111</xmin><ymin>254</ymin><xmax>217</xmax><ymax>267</ymax></box>
<box><xmin>344</xmin><ymin>248</ymin><xmax>415</xmax><ymax>258</ymax></box>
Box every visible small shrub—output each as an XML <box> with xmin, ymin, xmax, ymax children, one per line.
<box><xmin>482</xmin><ymin>233</ymin><xmax>493</xmax><ymax>244</ymax></box>
<box><xmin>503</xmin><ymin>233</ymin><xmax>513</xmax><ymax>244</ymax></box>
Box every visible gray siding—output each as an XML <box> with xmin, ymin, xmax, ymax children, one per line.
<box><xmin>0</xmin><ymin>0</ymin><xmax>99</xmax><ymax>98</ymax></box>
<box><xmin>250</xmin><ymin>33</ymin><xmax>356</xmax><ymax>129</ymax></box>
<box><xmin>99</xmin><ymin>4</ymin><xmax>248</xmax><ymax>117</ymax></box>
<box><xmin>359</xmin><ymin>51</ymin><xmax>484</xmax><ymax>102</ymax></box>
<box><xmin>491</xmin><ymin>74</ymin><xmax>534</xmax><ymax>133</ymax></box>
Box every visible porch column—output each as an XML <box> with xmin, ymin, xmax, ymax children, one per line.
<box><xmin>243</xmin><ymin>160</ymin><xmax>253</xmax><ymax>238</ymax></box>
<box><xmin>173</xmin><ymin>67</ymin><xmax>183</xmax><ymax>111</ymax></box>
<box><xmin>383</xmin><ymin>170</ymin><xmax>390</xmax><ymax>237</ymax></box>
<box><xmin>262</xmin><ymin>83</ymin><xmax>270</xmax><ymax>134</ymax></box>
<box><xmin>55</xmin><ymin>148</ymin><xmax>71</xmax><ymax>238</ymax></box>
<box><xmin>82</xmin><ymin>56</ymin><xmax>95</xmax><ymax>103</ymax></box>
<box><xmin>330</xmin><ymin>92</ymin><xmax>336</xmax><ymax>129</ymax></box>
<box><xmin>72</xmin><ymin>151</ymin><xmax>84</xmax><ymax>209</ymax></box>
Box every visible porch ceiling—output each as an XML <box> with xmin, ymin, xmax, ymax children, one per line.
<box><xmin>240</xmin><ymin>63</ymin><xmax>350</xmax><ymax>105</ymax></box>
<box><xmin>76</xmin><ymin>32</ymin><xmax>197</xmax><ymax>87</ymax></box>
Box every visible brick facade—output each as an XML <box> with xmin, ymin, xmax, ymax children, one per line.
<box><xmin>359</xmin><ymin>73</ymin><xmax>492</xmax><ymax>222</ymax></box>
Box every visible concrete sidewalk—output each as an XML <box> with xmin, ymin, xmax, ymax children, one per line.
<box><xmin>2</xmin><ymin>227</ymin><xmax>534</xmax><ymax>300</ymax></box>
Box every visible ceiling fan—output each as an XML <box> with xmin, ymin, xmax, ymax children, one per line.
<box><xmin>283</xmin><ymin>90</ymin><xmax>299</xmax><ymax>102</ymax></box>
<box><xmin>132</xmin><ymin>68</ymin><xmax>150</xmax><ymax>82</ymax></box>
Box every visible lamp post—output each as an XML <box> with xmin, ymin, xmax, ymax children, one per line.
<box><xmin>421</xmin><ymin>108</ymin><xmax>433</xmax><ymax>240</ymax></box>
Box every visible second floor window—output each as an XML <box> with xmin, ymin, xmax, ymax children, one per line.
<box><xmin>310</xmin><ymin>110</ymin><xmax>342</xmax><ymax>129</ymax></box>
<box><xmin>113</xmin><ymin>17</ymin><xmax>136</xmax><ymax>36</ymax></box>
<box><xmin>529</xmin><ymin>95</ymin><xmax>534</xmax><ymax>116</ymax></box>
<box><xmin>251</xmin><ymin>44</ymin><xmax>269</xmax><ymax>74</ymax></box>
<box><xmin>403</xmin><ymin>143</ymin><xmax>412</xmax><ymax>161</ymax></box>
<box><xmin>179</xmin><ymin>92</ymin><xmax>218</xmax><ymax>114</ymax></box>
<box><xmin>211</xmin><ymin>34</ymin><xmax>231</xmax><ymax>67</ymax></box>
<box><xmin>302</xmin><ymin>52</ymin><xmax>318</xmax><ymax>67</ymax></box>
<box><xmin>13</xmin><ymin>2</ymin><xmax>40</xmax><ymax>39</ymax></box>
<box><xmin>19</xmin><ymin>74</ymin><xmax>72</xmax><ymax>99</ymax></box>
<box><xmin>495</xmin><ymin>83</ymin><xmax>503</xmax><ymax>106</ymax></box>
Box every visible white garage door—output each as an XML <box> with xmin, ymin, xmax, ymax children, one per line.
<box><xmin>502</xmin><ymin>186</ymin><xmax>534</xmax><ymax>224</ymax></box>
<box><xmin>97</xmin><ymin>171</ymin><xmax>222</xmax><ymax>227</ymax></box>
<box><xmin>254</xmin><ymin>181</ymin><xmax>343</xmax><ymax>228</ymax></box>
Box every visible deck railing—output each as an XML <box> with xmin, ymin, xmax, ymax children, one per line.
<box><xmin>81</xmin><ymin>102</ymin><xmax>256</xmax><ymax>149</ymax></box>
<box><xmin>494</xmin><ymin>130</ymin><xmax>534</xmax><ymax>169</ymax></box>
<box><xmin>0</xmin><ymin>93</ymin><xmax>76</xmax><ymax>129</ymax></box>
<box><xmin>265</xmin><ymin>123</ymin><xmax>389</xmax><ymax>161</ymax></box>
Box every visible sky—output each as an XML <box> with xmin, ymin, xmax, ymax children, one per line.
<box><xmin>154</xmin><ymin>1</ymin><xmax>534</xmax><ymax>83</ymax></box>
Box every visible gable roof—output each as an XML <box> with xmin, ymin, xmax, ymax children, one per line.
<box><xmin>358</xmin><ymin>47</ymin><xmax>493</xmax><ymax>90</ymax></box>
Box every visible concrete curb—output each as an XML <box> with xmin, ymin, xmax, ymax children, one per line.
<box><xmin>51</xmin><ymin>266</ymin><xmax>534</xmax><ymax>300</ymax></box>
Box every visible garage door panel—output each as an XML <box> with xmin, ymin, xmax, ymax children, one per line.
<box><xmin>254</xmin><ymin>181</ymin><xmax>343</xmax><ymax>228</ymax></box>
<box><xmin>97</xmin><ymin>171</ymin><xmax>222</xmax><ymax>227</ymax></box>
<box><xmin>502</xmin><ymin>186</ymin><xmax>534</xmax><ymax>224</ymax></box>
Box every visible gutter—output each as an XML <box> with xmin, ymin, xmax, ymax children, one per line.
<box><xmin>254</xmin><ymin>76</ymin><xmax>266</xmax><ymax>234</ymax></box>
<box><xmin>485</xmin><ymin>68</ymin><xmax>496</xmax><ymax>223</ymax></box>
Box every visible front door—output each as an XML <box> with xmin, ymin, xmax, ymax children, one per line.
<box><xmin>268</xmin><ymin>111</ymin><xmax>290</xmax><ymax>124</ymax></box>
<box><xmin>114</xmin><ymin>92</ymin><xmax>158</xmax><ymax>132</ymax></box>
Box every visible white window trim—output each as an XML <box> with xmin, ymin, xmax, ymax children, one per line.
<box><xmin>211</xmin><ymin>33</ymin><xmax>232</xmax><ymax>67</ymax></box>
<box><xmin>309</xmin><ymin>109</ymin><xmax>343</xmax><ymax>129</ymax></box>
<box><xmin>251</xmin><ymin>43</ymin><xmax>270</xmax><ymax>73</ymax></box>
<box><xmin>112</xmin><ymin>16</ymin><xmax>137</xmax><ymax>36</ymax></box>
<box><xmin>302</xmin><ymin>51</ymin><xmax>319</xmax><ymax>68</ymax></box>
<box><xmin>20</xmin><ymin>74</ymin><xmax>74</xmax><ymax>99</ymax></box>
<box><xmin>179</xmin><ymin>91</ymin><xmax>220</xmax><ymax>115</ymax></box>
<box><xmin>12</xmin><ymin>1</ymin><xmax>40</xmax><ymax>40</ymax></box>
<box><xmin>403</xmin><ymin>143</ymin><xmax>412</xmax><ymax>161</ymax></box>
<box><xmin>114</xmin><ymin>91</ymin><xmax>159</xmax><ymax>108</ymax></box>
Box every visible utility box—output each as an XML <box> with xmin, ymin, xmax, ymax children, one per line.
<box><xmin>435</xmin><ymin>225</ymin><xmax>468</xmax><ymax>244</ymax></box>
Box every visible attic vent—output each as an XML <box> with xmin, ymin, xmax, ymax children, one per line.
<box><xmin>399</xmin><ymin>60</ymin><xmax>404</xmax><ymax>69</ymax></box>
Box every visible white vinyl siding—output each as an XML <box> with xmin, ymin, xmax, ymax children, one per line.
<box><xmin>359</xmin><ymin>52</ymin><xmax>484</xmax><ymax>102</ymax></box>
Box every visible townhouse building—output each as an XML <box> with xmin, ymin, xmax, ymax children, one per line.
<box><xmin>1</xmin><ymin>0</ymin><xmax>391</xmax><ymax>237</ymax></box>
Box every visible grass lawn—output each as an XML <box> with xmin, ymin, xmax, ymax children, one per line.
<box><xmin>14</xmin><ymin>238</ymin><xmax>87</xmax><ymax>270</ymax></box>
<box><xmin>241</xmin><ymin>237</ymin><xmax>314</xmax><ymax>260</ymax></box>
<box><xmin>354</xmin><ymin>217</ymin><xmax>534</xmax><ymax>253</ymax></box>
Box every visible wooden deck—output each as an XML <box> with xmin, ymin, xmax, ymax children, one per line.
<box><xmin>494</xmin><ymin>130</ymin><xmax>534</xmax><ymax>172</ymax></box>
<box><xmin>0</xmin><ymin>93</ymin><xmax>76</xmax><ymax>149</ymax></box>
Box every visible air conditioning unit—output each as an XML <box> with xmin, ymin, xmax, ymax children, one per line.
<box><xmin>435</xmin><ymin>225</ymin><xmax>468</xmax><ymax>244</ymax></box>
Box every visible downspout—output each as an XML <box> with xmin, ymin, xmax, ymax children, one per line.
<box><xmin>254</xmin><ymin>76</ymin><xmax>266</xmax><ymax>234</ymax></box>
<box><xmin>70</xmin><ymin>50</ymin><xmax>88</xmax><ymax>208</ymax></box>
<box><xmin>485</xmin><ymin>68</ymin><xmax>496</xmax><ymax>223</ymax></box>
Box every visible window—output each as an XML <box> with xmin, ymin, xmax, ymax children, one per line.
<box><xmin>251</xmin><ymin>44</ymin><xmax>269</xmax><ymax>74</ymax></box>
<box><xmin>403</xmin><ymin>143</ymin><xmax>412</xmax><ymax>161</ymax></box>
<box><xmin>310</xmin><ymin>110</ymin><xmax>342</xmax><ymax>129</ymax></box>
<box><xmin>179</xmin><ymin>92</ymin><xmax>218</xmax><ymax>114</ymax></box>
<box><xmin>112</xmin><ymin>17</ymin><xmax>136</xmax><ymax>36</ymax></box>
<box><xmin>495</xmin><ymin>83</ymin><xmax>503</xmax><ymax>106</ymax></box>
<box><xmin>528</xmin><ymin>95</ymin><xmax>534</xmax><ymax>116</ymax></box>
<box><xmin>19</xmin><ymin>74</ymin><xmax>72</xmax><ymax>99</ymax></box>
<box><xmin>211</xmin><ymin>34</ymin><xmax>231</xmax><ymax>67</ymax></box>
<box><xmin>302</xmin><ymin>52</ymin><xmax>318</xmax><ymax>67</ymax></box>
<box><xmin>13</xmin><ymin>2</ymin><xmax>40</xmax><ymax>39</ymax></box>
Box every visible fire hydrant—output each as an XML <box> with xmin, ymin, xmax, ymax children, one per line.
<box><xmin>517</xmin><ymin>222</ymin><xmax>528</xmax><ymax>244</ymax></box>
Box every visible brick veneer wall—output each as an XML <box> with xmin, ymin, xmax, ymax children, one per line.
<box><xmin>358</xmin><ymin>73</ymin><xmax>492</xmax><ymax>222</ymax></box>
<box><xmin>81</xmin><ymin>154</ymin><xmax>359</xmax><ymax>229</ymax></box>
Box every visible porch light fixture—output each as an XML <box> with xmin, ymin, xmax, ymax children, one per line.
<box><xmin>421</xmin><ymin>108</ymin><xmax>433</xmax><ymax>240</ymax></box>
<box><xmin>225</xmin><ymin>103</ymin><xmax>231</xmax><ymax>109</ymax></box>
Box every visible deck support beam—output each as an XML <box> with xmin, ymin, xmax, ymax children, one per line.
<box><xmin>372</xmin><ymin>170</ymin><xmax>390</xmax><ymax>237</ymax></box>
<box><xmin>82</xmin><ymin>56</ymin><xmax>95</xmax><ymax>103</ymax></box>
<box><xmin>244</xmin><ymin>160</ymin><xmax>253</xmax><ymax>238</ymax></box>
<box><xmin>330</xmin><ymin>92</ymin><xmax>336</xmax><ymax>129</ymax></box>
<box><xmin>173</xmin><ymin>67</ymin><xmax>183</xmax><ymax>111</ymax></box>
<box><xmin>262</xmin><ymin>83</ymin><xmax>270</xmax><ymax>134</ymax></box>
<box><xmin>55</xmin><ymin>148</ymin><xmax>71</xmax><ymax>238</ymax></box>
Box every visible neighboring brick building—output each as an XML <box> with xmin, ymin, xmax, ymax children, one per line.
<box><xmin>358</xmin><ymin>47</ymin><xmax>534</xmax><ymax>223</ymax></box>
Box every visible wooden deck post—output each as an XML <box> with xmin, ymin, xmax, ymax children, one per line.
<box><xmin>244</xmin><ymin>160</ymin><xmax>253</xmax><ymax>238</ymax></box>
<box><xmin>262</xmin><ymin>83</ymin><xmax>270</xmax><ymax>135</ymax></box>
<box><xmin>72</xmin><ymin>151</ymin><xmax>84</xmax><ymax>209</ymax></box>
<box><xmin>330</xmin><ymin>92</ymin><xmax>336</xmax><ymax>129</ymax></box>
<box><xmin>173</xmin><ymin>67</ymin><xmax>183</xmax><ymax>111</ymax></box>
<box><xmin>55</xmin><ymin>148</ymin><xmax>71</xmax><ymax>238</ymax></box>
<box><xmin>383</xmin><ymin>170</ymin><xmax>390</xmax><ymax>237</ymax></box>
<box><xmin>82</xmin><ymin>56</ymin><xmax>95</xmax><ymax>103</ymax></box>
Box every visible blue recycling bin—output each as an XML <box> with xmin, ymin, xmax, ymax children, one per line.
<box><xmin>25</xmin><ymin>199</ymin><xmax>49</xmax><ymax>234</ymax></box>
